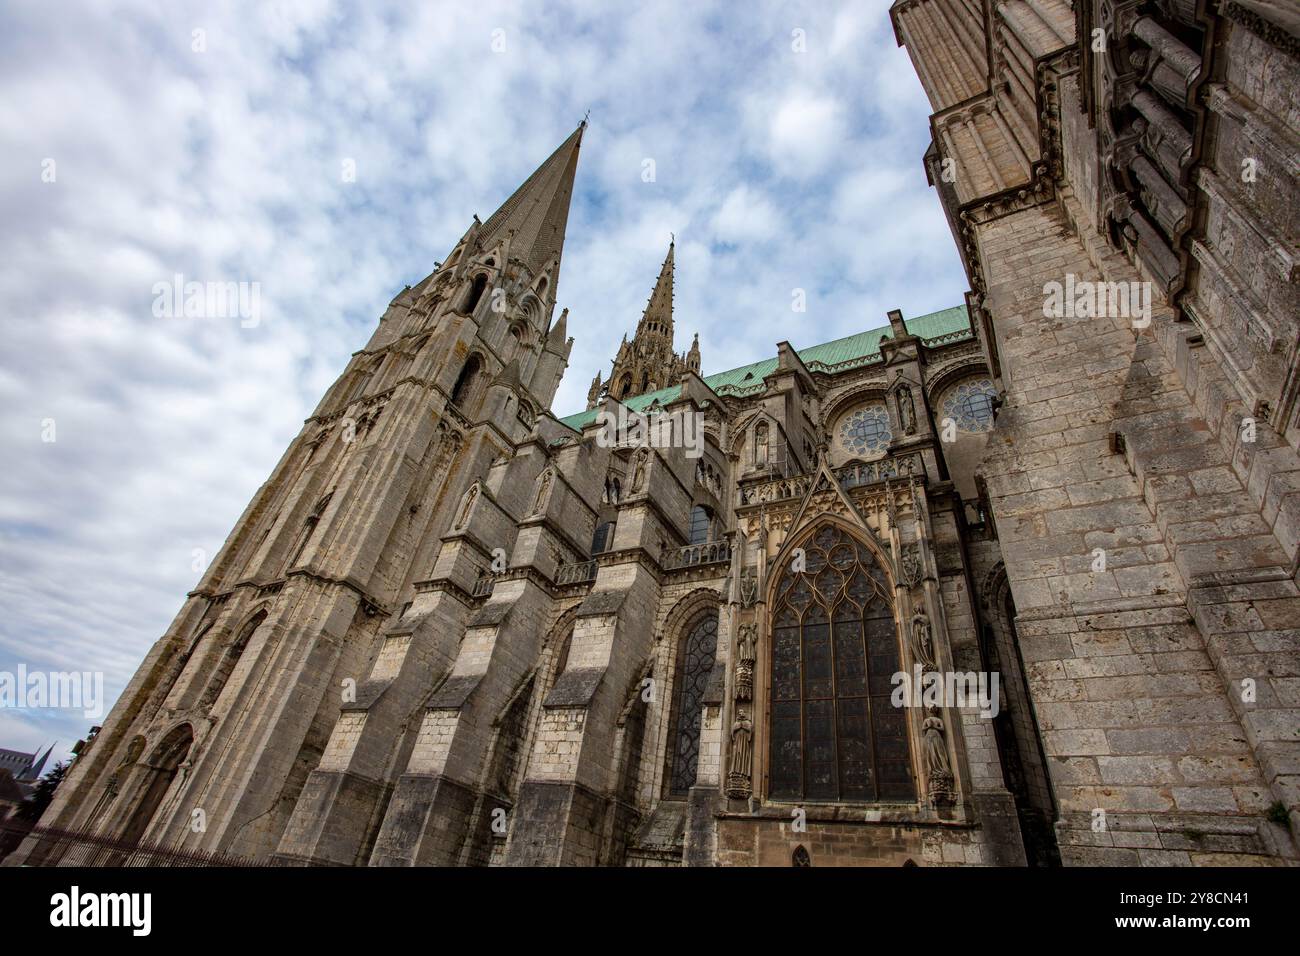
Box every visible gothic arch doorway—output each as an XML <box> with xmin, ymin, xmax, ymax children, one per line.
<box><xmin>767</xmin><ymin>522</ymin><xmax>914</xmax><ymax>803</ymax></box>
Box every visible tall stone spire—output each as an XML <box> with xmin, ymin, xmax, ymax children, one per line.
<box><xmin>602</xmin><ymin>238</ymin><xmax>699</xmax><ymax>403</ymax></box>
<box><xmin>474</xmin><ymin>122</ymin><xmax>585</xmax><ymax>282</ymax></box>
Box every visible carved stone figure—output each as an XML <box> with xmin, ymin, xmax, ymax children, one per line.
<box><xmin>923</xmin><ymin>707</ymin><xmax>955</xmax><ymax>802</ymax></box>
<box><xmin>735</xmin><ymin>624</ymin><xmax>756</xmax><ymax>702</ymax></box>
<box><xmin>897</xmin><ymin>386</ymin><xmax>916</xmax><ymax>435</ymax></box>
<box><xmin>910</xmin><ymin>608</ymin><xmax>936</xmax><ymax>670</ymax></box>
<box><xmin>533</xmin><ymin>469</ymin><xmax>552</xmax><ymax>514</ymax></box>
<box><xmin>738</xmin><ymin>568</ymin><xmax>759</xmax><ymax>608</ymax></box>
<box><xmin>631</xmin><ymin>449</ymin><xmax>649</xmax><ymax>491</ymax></box>
<box><xmin>457</xmin><ymin>484</ymin><xmax>477</xmax><ymax>527</ymax></box>
<box><xmin>726</xmin><ymin>708</ymin><xmax>754</xmax><ymax>798</ymax></box>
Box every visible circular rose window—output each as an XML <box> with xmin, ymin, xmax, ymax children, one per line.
<box><xmin>941</xmin><ymin>378</ymin><xmax>997</xmax><ymax>433</ymax></box>
<box><xmin>838</xmin><ymin>404</ymin><xmax>892</xmax><ymax>456</ymax></box>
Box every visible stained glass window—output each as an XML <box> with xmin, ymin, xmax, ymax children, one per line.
<box><xmin>838</xmin><ymin>404</ymin><xmax>892</xmax><ymax>456</ymax></box>
<box><xmin>688</xmin><ymin>505</ymin><xmax>712</xmax><ymax>545</ymax></box>
<box><xmin>769</xmin><ymin>524</ymin><xmax>915</xmax><ymax>803</ymax></box>
<box><xmin>941</xmin><ymin>378</ymin><xmax>997</xmax><ymax>433</ymax></box>
<box><xmin>668</xmin><ymin>612</ymin><xmax>719</xmax><ymax>795</ymax></box>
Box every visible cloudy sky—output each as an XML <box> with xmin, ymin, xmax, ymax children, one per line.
<box><xmin>0</xmin><ymin>0</ymin><xmax>967</xmax><ymax>760</ymax></box>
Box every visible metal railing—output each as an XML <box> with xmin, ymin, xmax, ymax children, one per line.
<box><xmin>0</xmin><ymin>820</ymin><xmax>266</xmax><ymax>868</ymax></box>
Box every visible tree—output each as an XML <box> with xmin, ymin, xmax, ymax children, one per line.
<box><xmin>18</xmin><ymin>760</ymin><xmax>69</xmax><ymax>822</ymax></box>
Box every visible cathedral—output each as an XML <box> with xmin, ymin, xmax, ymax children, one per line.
<box><xmin>11</xmin><ymin>1</ymin><xmax>1297</xmax><ymax>867</ymax></box>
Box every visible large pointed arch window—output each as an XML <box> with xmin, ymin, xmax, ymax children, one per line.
<box><xmin>769</xmin><ymin>524</ymin><xmax>914</xmax><ymax>802</ymax></box>
<box><xmin>666</xmin><ymin>610</ymin><xmax>719</xmax><ymax>796</ymax></box>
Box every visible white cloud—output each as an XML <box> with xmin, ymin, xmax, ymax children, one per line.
<box><xmin>766</xmin><ymin>92</ymin><xmax>847</xmax><ymax>177</ymax></box>
<box><xmin>712</xmin><ymin>185</ymin><xmax>780</xmax><ymax>244</ymax></box>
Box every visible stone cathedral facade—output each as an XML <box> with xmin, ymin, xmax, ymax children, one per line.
<box><xmin>13</xmin><ymin>3</ymin><xmax>1298</xmax><ymax>868</ymax></box>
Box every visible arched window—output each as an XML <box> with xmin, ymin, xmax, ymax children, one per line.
<box><xmin>198</xmin><ymin>610</ymin><xmax>267</xmax><ymax>712</ymax></box>
<box><xmin>666</xmin><ymin>611</ymin><xmax>719</xmax><ymax>796</ymax></box>
<box><xmin>464</xmin><ymin>274</ymin><xmax>489</xmax><ymax>314</ymax></box>
<box><xmin>345</xmin><ymin>357</ymin><xmax>378</xmax><ymax>405</ymax></box>
<box><xmin>288</xmin><ymin>492</ymin><xmax>332</xmax><ymax>570</ymax></box>
<box><xmin>688</xmin><ymin>505</ymin><xmax>712</xmax><ymax>545</ymax></box>
<box><xmin>616</xmin><ymin>373</ymin><xmax>632</xmax><ymax>399</ymax></box>
<box><xmin>450</xmin><ymin>354</ymin><xmax>482</xmax><ymax>408</ymax></box>
<box><xmin>158</xmin><ymin>622</ymin><xmax>214</xmax><ymax>714</ymax></box>
<box><xmin>119</xmin><ymin>724</ymin><xmax>194</xmax><ymax>847</ymax></box>
<box><xmin>769</xmin><ymin>524</ymin><xmax>914</xmax><ymax>802</ymax></box>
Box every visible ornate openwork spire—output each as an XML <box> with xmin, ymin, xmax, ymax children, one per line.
<box><xmin>638</xmin><ymin>239</ymin><xmax>674</xmax><ymax>336</ymax></box>
<box><xmin>602</xmin><ymin>239</ymin><xmax>699</xmax><ymax>402</ymax></box>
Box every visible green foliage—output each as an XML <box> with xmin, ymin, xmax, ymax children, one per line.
<box><xmin>17</xmin><ymin>759</ymin><xmax>69</xmax><ymax>822</ymax></box>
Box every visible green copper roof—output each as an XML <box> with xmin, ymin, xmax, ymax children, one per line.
<box><xmin>557</xmin><ymin>304</ymin><xmax>971</xmax><ymax>432</ymax></box>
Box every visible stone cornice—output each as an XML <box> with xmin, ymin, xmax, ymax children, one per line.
<box><xmin>1221</xmin><ymin>0</ymin><xmax>1300</xmax><ymax>59</ymax></box>
<box><xmin>190</xmin><ymin>569</ymin><xmax>389</xmax><ymax>618</ymax></box>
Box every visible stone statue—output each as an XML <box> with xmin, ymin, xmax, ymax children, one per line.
<box><xmin>910</xmin><ymin>607</ymin><xmax>935</xmax><ymax>670</ymax></box>
<box><xmin>458</xmin><ymin>484</ymin><xmax>478</xmax><ymax>527</ymax></box>
<box><xmin>735</xmin><ymin>624</ymin><xmax>756</xmax><ymax>702</ymax></box>
<box><xmin>726</xmin><ymin>708</ymin><xmax>754</xmax><ymax>798</ymax></box>
<box><xmin>898</xmin><ymin>386</ymin><xmax>916</xmax><ymax>435</ymax></box>
<box><xmin>923</xmin><ymin>706</ymin><xmax>955</xmax><ymax>802</ymax></box>
<box><xmin>632</xmin><ymin>449</ymin><xmax>648</xmax><ymax>491</ymax></box>
<box><xmin>533</xmin><ymin>469</ymin><xmax>552</xmax><ymax>514</ymax></box>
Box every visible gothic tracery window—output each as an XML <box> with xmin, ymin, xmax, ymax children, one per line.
<box><xmin>940</xmin><ymin>378</ymin><xmax>997</xmax><ymax>433</ymax></box>
<box><xmin>769</xmin><ymin>525</ymin><xmax>914</xmax><ymax>803</ymax></box>
<box><xmin>838</xmin><ymin>403</ymin><xmax>892</xmax><ymax>456</ymax></box>
<box><xmin>667</xmin><ymin>611</ymin><xmax>719</xmax><ymax>796</ymax></box>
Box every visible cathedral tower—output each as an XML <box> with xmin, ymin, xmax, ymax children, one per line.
<box><xmin>11</xmin><ymin>123</ymin><xmax>586</xmax><ymax>864</ymax></box>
